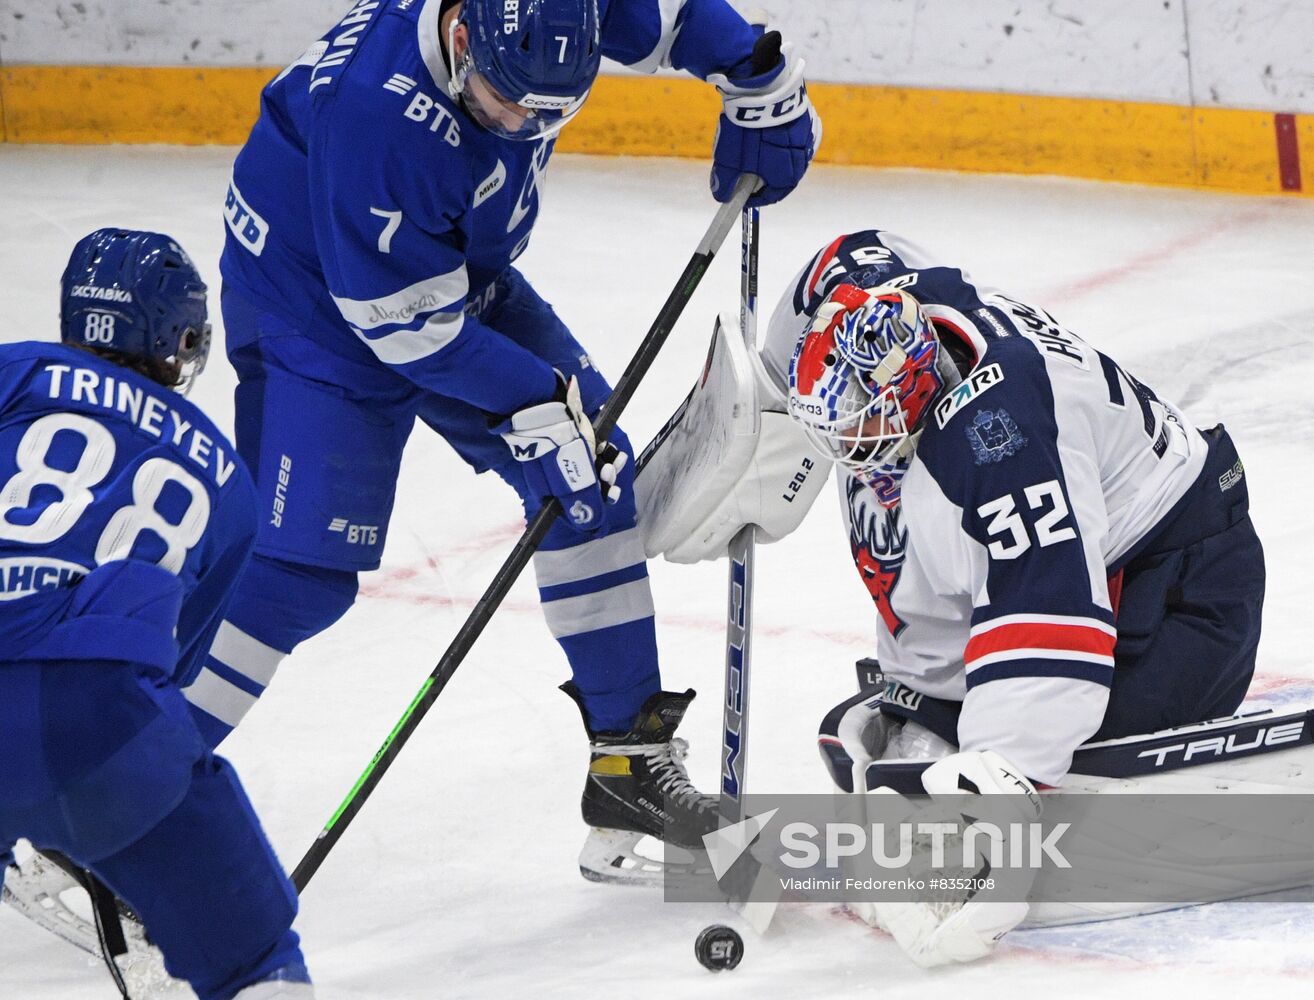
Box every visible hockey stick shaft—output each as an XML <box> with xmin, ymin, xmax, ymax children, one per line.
<box><xmin>291</xmin><ymin>175</ymin><xmax>759</xmax><ymax>893</ymax></box>
<box><xmin>718</xmin><ymin>207</ymin><xmax>783</xmax><ymax>933</ymax></box>
<box><xmin>720</xmin><ymin>206</ymin><xmax>760</xmax><ymax>820</ymax></box>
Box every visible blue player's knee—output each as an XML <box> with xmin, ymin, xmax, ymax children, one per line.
<box><xmin>28</xmin><ymin>660</ymin><xmax>204</xmax><ymax>861</ymax></box>
<box><xmin>95</xmin><ymin>754</ymin><xmax>303</xmax><ymax>1000</ymax></box>
<box><xmin>183</xmin><ymin>555</ymin><xmax>357</xmax><ymax>746</ymax></box>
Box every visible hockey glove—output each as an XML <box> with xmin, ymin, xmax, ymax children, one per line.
<box><xmin>708</xmin><ymin>31</ymin><xmax>821</xmax><ymax>208</ymax></box>
<box><xmin>495</xmin><ymin>373</ymin><xmax>628</xmax><ymax>533</ymax></box>
<box><xmin>855</xmin><ymin>750</ymin><xmax>1038</xmax><ymax>968</ymax></box>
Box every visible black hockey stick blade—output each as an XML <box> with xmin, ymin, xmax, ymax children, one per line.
<box><xmin>290</xmin><ymin>174</ymin><xmax>760</xmax><ymax>894</ymax></box>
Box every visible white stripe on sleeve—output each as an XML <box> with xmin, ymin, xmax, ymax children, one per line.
<box><xmin>332</xmin><ymin>265</ymin><xmax>469</xmax><ymax>331</ymax></box>
<box><xmin>352</xmin><ymin>309</ymin><xmax>466</xmax><ymax>365</ymax></box>
<box><xmin>540</xmin><ymin>578</ymin><xmax>655</xmax><ymax>638</ymax></box>
<box><xmin>182</xmin><ymin>668</ymin><xmax>259</xmax><ymax>728</ymax></box>
<box><xmin>533</xmin><ymin>528</ymin><xmax>647</xmax><ymax>588</ymax></box>
<box><xmin>209</xmin><ymin>621</ymin><xmax>286</xmax><ymax>686</ymax></box>
<box><xmin>627</xmin><ymin>0</ymin><xmax>690</xmax><ymax>73</ymax></box>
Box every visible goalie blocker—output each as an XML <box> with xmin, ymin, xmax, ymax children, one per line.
<box><xmin>636</xmin><ymin>312</ymin><xmax>830</xmax><ymax>562</ymax></box>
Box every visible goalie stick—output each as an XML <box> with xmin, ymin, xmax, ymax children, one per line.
<box><xmin>288</xmin><ymin>175</ymin><xmax>759</xmax><ymax>894</ymax></box>
<box><xmin>714</xmin><ymin>206</ymin><xmax>783</xmax><ymax>933</ymax></box>
<box><xmin>862</xmin><ymin>702</ymin><xmax>1314</xmax><ymax>793</ymax></box>
<box><xmin>821</xmin><ymin>665</ymin><xmax>1314</xmax><ymax>794</ymax></box>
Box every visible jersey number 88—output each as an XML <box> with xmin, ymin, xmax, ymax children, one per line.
<box><xmin>0</xmin><ymin>413</ymin><xmax>210</xmax><ymax>574</ymax></box>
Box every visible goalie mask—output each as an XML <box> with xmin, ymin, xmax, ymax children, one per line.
<box><xmin>787</xmin><ymin>282</ymin><xmax>945</xmax><ymax>505</ymax></box>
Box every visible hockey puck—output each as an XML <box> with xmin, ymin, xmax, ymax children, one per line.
<box><xmin>694</xmin><ymin>924</ymin><xmax>743</xmax><ymax>972</ymax></box>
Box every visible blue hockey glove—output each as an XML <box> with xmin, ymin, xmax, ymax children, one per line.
<box><xmin>495</xmin><ymin>373</ymin><xmax>628</xmax><ymax>533</ymax></box>
<box><xmin>708</xmin><ymin>31</ymin><xmax>822</xmax><ymax>208</ymax></box>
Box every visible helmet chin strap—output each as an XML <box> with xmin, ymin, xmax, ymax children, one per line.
<box><xmin>446</xmin><ymin>17</ymin><xmax>467</xmax><ymax>100</ymax></box>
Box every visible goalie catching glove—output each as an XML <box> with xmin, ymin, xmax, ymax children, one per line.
<box><xmin>495</xmin><ymin>372</ymin><xmax>627</xmax><ymax>533</ymax></box>
<box><xmin>856</xmin><ymin>750</ymin><xmax>1040</xmax><ymax>968</ymax></box>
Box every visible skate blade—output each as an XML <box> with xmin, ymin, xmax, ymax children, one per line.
<box><xmin>3</xmin><ymin>852</ymin><xmax>187</xmax><ymax>997</ymax></box>
<box><xmin>2</xmin><ymin>854</ymin><xmax>102</xmax><ymax>957</ymax></box>
<box><xmin>578</xmin><ymin>828</ymin><xmax>712</xmax><ymax>887</ymax></box>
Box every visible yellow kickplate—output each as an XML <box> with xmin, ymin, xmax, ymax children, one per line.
<box><xmin>589</xmin><ymin>755</ymin><xmax>632</xmax><ymax>777</ymax></box>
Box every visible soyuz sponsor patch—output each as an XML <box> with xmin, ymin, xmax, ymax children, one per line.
<box><xmin>967</xmin><ymin>408</ymin><xmax>1026</xmax><ymax>464</ymax></box>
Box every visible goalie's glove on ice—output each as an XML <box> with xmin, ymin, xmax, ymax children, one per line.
<box><xmin>863</xmin><ymin>750</ymin><xmax>1039</xmax><ymax>969</ymax></box>
<box><xmin>495</xmin><ymin>372</ymin><xmax>627</xmax><ymax>533</ymax></box>
<box><xmin>709</xmin><ymin>30</ymin><xmax>821</xmax><ymax>208</ymax></box>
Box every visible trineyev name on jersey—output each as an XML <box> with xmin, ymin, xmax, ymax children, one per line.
<box><xmin>41</xmin><ymin>361</ymin><xmax>239</xmax><ymax>488</ymax></box>
<box><xmin>0</xmin><ymin>343</ymin><xmax>256</xmax><ymax>686</ymax></box>
<box><xmin>762</xmin><ymin>229</ymin><xmax>1210</xmax><ymax>785</ymax></box>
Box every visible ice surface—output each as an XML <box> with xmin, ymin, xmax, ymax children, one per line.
<box><xmin>1</xmin><ymin>146</ymin><xmax>1312</xmax><ymax>998</ymax></box>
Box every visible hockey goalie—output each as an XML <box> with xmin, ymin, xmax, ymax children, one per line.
<box><xmin>638</xmin><ymin>226</ymin><xmax>1291</xmax><ymax>968</ymax></box>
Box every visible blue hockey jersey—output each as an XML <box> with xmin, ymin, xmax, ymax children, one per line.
<box><xmin>763</xmin><ymin>231</ymin><xmax>1211</xmax><ymax>784</ymax></box>
<box><xmin>221</xmin><ymin>0</ymin><xmax>759</xmax><ymax>417</ymax></box>
<box><xmin>0</xmin><ymin>343</ymin><xmax>257</xmax><ymax>687</ymax></box>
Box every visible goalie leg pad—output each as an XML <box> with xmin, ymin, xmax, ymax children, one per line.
<box><xmin>637</xmin><ymin>313</ymin><xmax>831</xmax><ymax>563</ymax></box>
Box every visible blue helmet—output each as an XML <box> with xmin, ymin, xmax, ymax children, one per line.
<box><xmin>60</xmin><ymin>229</ymin><xmax>211</xmax><ymax>392</ymax></box>
<box><xmin>451</xmin><ymin>0</ymin><xmax>601</xmax><ymax>141</ymax></box>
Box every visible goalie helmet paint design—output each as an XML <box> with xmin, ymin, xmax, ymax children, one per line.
<box><xmin>60</xmin><ymin>228</ymin><xmax>211</xmax><ymax>393</ymax></box>
<box><xmin>788</xmin><ymin>282</ymin><xmax>944</xmax><ymax>504</ymax></box>
<box><xmin>451</xmin><ymin>0</ymin><xmax>601</xmax><ymax>141</ymax></box>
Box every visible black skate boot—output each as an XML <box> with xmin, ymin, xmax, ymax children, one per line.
<box><xmin>562</xmin><ymin>683</ymin><xmax>718</xmax><ymax>886</ymax></box>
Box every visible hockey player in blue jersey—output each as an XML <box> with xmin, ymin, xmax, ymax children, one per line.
<box><xmin>0</xmin><ymin>230</ymin><xmax>313</xmax><ymax>999</ymax></box>
<box><xmin>761</xmin><ymin>230</ymin><xmax>1265</xmax><ymax>966</ymax></box>
<box><xmin>211</xmin><ymin>0</ymin><xmax>820</xmax><ymax>877</ymax></box>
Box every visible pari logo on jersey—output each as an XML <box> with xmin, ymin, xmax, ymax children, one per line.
<box><xmin>846</xmin><ymin>476</ymin><xmax>908</xmax><ymax>637</ymax></box>
<box><xmin>0</xmin><ymin>558</ymin><xmax>88</xmax><ymax>601</ymax></box>
<box><xmin>934</xmin><ymin>364</ymin><xmax>1004</xmax><ymax>429</ymax></box>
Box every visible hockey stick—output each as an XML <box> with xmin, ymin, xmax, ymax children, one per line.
<box><xmin>715</xmin><ymin>208</ymin><xmax>785</xmax><ymax>934</ymax></box>
<box><xmin>716</xmin><ymin>205</ymin><xmax>783</xmax><ymax>933</ymax></box>
<box><xmin>846</xmin><ymin>683</ymin><xmax>1314</xmax><ymax>794</ymax></box>
<box><xmin>718</xmin><ymin>207</ymin><xmax>760</xmax><ymax>831</ymax></box>
<box><xmin>290</xmin><ymin>175</ymin><xmax>759</xmax><ymax>893</ymax></box>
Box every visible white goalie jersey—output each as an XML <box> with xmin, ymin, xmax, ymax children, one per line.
<box><xmin>762</xmin><ymin>230</ymin><xmax>1210</xmax><ymax>785</ymax></box>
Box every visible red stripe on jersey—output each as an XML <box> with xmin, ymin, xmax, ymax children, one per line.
<box><xmin>806</xmin><ymin>234</ymin><xmax>849</xmax><ymax>303</ymax></box>
<box><xmin>1107</xmin><ymin>569</ymin><xmax>1125</xmax><ymax>620</ymax></box>
<box><xmin>964</xmin><ymin>621</ymin><xmax>1115</xmax><ymax>664</ymax></box>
